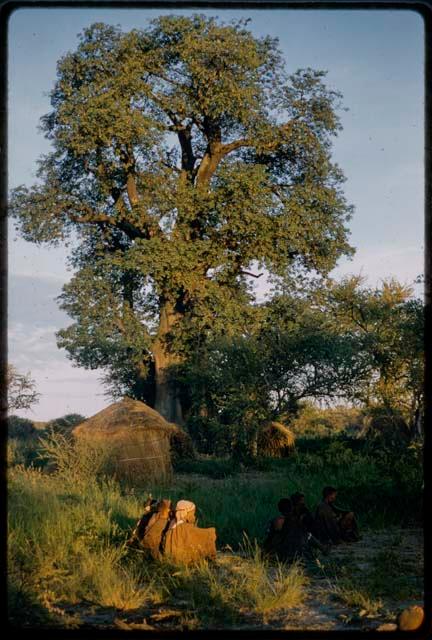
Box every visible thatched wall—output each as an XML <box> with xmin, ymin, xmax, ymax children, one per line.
<box><xmin>72</xmin><ymin>398</ymin><xmax>179</xmax><ymax>483</ymax></box>
<box><xmin>363</xmin><ymin>412</ymin><xmax>411</xmax><ymax>445</ymax></box>
<box><xmin>258</xmin><ymin>421</ymin><xmax>295</xmax><ymax>457</ymax></box>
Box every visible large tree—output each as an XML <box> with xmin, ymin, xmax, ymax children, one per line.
<box><xmin>10</xmin><ymin>16</ymin><xmax>353</xmax><ymax>422</ymax></box>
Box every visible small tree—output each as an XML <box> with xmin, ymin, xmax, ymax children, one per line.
<box><xmin>324</xmin><ymin>276</ymin><xmax>424</xmax><ymax>434</ymax></box>
<box><xmin>7</xmin><ymin>365</ymin><xmax>40</xmax><ymax>412</ymax></box>
<box><xmin>178</xmin><ymin>316</ymin><xmax>371</xmax><ymax>456</ymax></box>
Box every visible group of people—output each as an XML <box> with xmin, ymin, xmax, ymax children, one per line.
<box><xmin>263</xmin><ymin>486</ymin><xmax>360</xmax><ymax>563</ymax></box>
<box><xmin>128</xmin><ymin>485</ymin><xmax>358</xmax><ymax>567</ymax></box>
<box><xmin>128</xmin><ymin>497</ymin><xmax>217</xmax><ymax>565</ymax></box>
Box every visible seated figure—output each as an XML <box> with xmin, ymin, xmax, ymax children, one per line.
<box><xmin>314</xmin><ymin>486</ymin><xmax>360</xmax><ymax>545</ymax></box>
<box><xmin>127</xmin><ymin>497</ymin><xmax>158</xmax><ymax>546</ymax></box>
<box><xmin>291</xmin><ymin>491</ymin><xmax>329</xmax><ymax>555</ymax></box>
<box><xmin>291</xmin><ymin>492</ymin><xmax>316</xmax><ymax>532</ymax></box>
<box><xmin>141</xmin><ymin>499</ymin><xmax>173</xmax><ymax>560</ymax></box>
<box><xmin>162</xmin><ymin>500</ymin><xmax>217</xmax><ymax>564</ymax></box>
<box><xmin>263</xmin><ymin>498</ymin><xmax>307</xmax><ymax>562</ymax></box>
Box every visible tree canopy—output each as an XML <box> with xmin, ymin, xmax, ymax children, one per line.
<box><xmin>10</xmin><ymin>16</ymin><xmax>353</xmax><ymax>422</ymax></box>
<box><xmin>7</xmin><ymin>365</ymin><xmax>40</xmax><ymax>412</ymax></box>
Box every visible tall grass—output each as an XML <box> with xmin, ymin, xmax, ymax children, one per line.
<box><xmin>147</xmin><ymin>442</ymin><xmax>422</xmax><ymax>546</ymax></box>
<box><xmin>7</xmin><ymin>459</ymin><xmax>153</xmax><ymax>623</ymax></box>
<box><xmin>142</xmin><ymin>543</ymin><xmax>308</xmax><ymax>626</ymax></box>
<box><xmin>8</xmin><ymin>431</ymin><xmax>422</xmax><ymax>627</ymax></box>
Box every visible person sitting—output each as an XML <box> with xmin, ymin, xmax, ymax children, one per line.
<box><xmin>127</xmin><ymin>496</ymin><xmax>158</xmax><ymax>546</ymax></box>
<box><xmin>140</xmin><ymin>499</ymin><xmax>173</xmax><ymax>560</ymax></box>
<box><xmin>291</xmin><ymin>492</ymin><xmax>315</xmax><ymax>532</ymax></box>
<box><xmin>314</xmin><ymin>486</ymin><xmax>360</xmax><ymax>545</ymax></box>
<box><xmin>162</xmin><ymin>500</ymin><xmax>217</xmax><ymax>565</ymax></box>
<box><xmin>263</xmin><ymin>498</ymin><xmax>308</xmax><ymax>562</ymax></box>
<box><xmin>263</xmin><ymin>498</ymin><xmax>291</xmax><ymax>554</ymax></box>
<box><xmin>291</xmin><ymin>491</ymin><xmax>330</xmax><ymax>555</ymax></box>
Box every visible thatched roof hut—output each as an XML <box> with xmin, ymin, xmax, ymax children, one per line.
<box><xmin>72</xmin><ymin>397</ymin><xmax>192</xmax><ymax>483</ymax></box>
<box><xmin>363</xmin><ymin>411</ymin><xmax>411</xmax><ymax>445</ymax></box>
<box><xmin>258</xmin><ymin>421</ymin><xmax>295</xmax><ymax>457</ymax></box>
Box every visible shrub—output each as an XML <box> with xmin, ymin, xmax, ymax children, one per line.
<box><xmin>36</xmin><ymin>430</ymin><xmax>114</xmax><ymax>484</ymax></box>
<box><xmin>8</xmin><ymin>415</ymin><xmax>37</xmax><ymax>439</ymax></box>
<box><xmin>174</xmin><ymin>457</ymin><xmax>239</xmax><ymax>478</ymax></box>
<box><xmin>47</xmin><ymin>414</ymin><xmax>86</xmax><ymax>437</ymax></box>
<box><xmin>288</xmin><ymin>403</ymin><xmax>364</xmax><ymax>439</ymax></box>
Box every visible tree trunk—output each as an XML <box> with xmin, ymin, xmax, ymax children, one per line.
<box><xmin>153</xmin><ymin>302</ymin><xmax>184</xmax><ymax>425</ymax></box>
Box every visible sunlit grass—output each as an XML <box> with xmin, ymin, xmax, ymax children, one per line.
<box><xmin>7</xmin><ymin>432</ymin><xmax>423</xmax><ymax>627</ymax></box>
<box><xmin>329</xmin><ymin>579</ymin><xmax>383</xmax><ymax>617</ymax></box>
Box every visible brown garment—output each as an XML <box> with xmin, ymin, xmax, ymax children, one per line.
<box><xmin>162</xmin><ymin>522</ymin><xmax>217</xmax><ymax>564</ymax></box>
<box><xmin>127</xmin><ymin>501</ymin><xmax>158</xmax><ymax>546</ymax></box>
<box><xmin>141</xmin><ymin>512</ymin><xmax>171</xmax><ymax>559</ymax></box>
<box><xmin>262</xmin><ymin>514</ymin><xmax>307</xmax><ymax>562</ymax></box>
<box><xmin>315</xmin><ymin>501</ymin><xmax>359</xmax><ymax>544</ymax></box>
<box><xmin>315</xmin><ymin>501</ymin><xmax>342</xmax><ymax>544</ymax></box>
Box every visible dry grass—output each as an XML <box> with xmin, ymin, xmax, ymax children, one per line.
<box><xmin>329</xmin><ymin>581</ymin><xmax>383</xmax><ymax>617</ymax></box>
<box><xmin>156</xmin><ymin>536</ymin><xmax>308</xmax><ymax>626</ymax></box>
<box><xmin>258</xmin><ymin>422</ymin><xmax>295</xmax><ymax>457</ymax></box>
<box><xmin>8</xmin><ymin>432</ymin><xmax>422</xmax><ymax>628</ymax></box>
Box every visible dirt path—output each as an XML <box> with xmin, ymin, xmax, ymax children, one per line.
<box><xmin>276</xmin><ymin>528</ymin><xmax>424</xmax><ymax>631</ymax></box>
<box><xmin>61</xmin><ymin>527</ymin><xmax>423</xmax><ymax>631</ymax></box>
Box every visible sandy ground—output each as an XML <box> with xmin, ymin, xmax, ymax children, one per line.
<box><xmin>54</xmin><ymin>527</ymin><xmax>423</xmax><ymax>632</ymax></box>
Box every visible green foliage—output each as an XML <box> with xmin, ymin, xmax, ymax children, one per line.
<box><xmin>47</xmin><ymin>413</ymin><xmax>86</xmax><ymax>436</ymax></box>
<box><xmin>8</xmin><ymin>437</ymin><xmax>42</xmax><ymax>469</ymax></box>
<box><xmin>7</xmin><ymin>365</ymin><xmax>40</xmax><ymax>411</ymax></box>
<box><xmin>174</xmin><ymin>456</ymin><xmax>239</xmax><ymax>478</ymax></box>
<box><xmin>323</xmin><ymin>276</ymin><xmax>424</xmax><ymax>429</ymax></box>
<box><xmin>289</xmin><ymin>403</ymin><xmax>363</xmax><ymax>438</ymax></box>
<box><xmin>179</xmin><ymin>317</ymin><xmax>372</xmax><ymax>456</ymax></box>
<box><xmin>7</xmin><ymin>416</ymin><xmax>44</xmax><ymax>468</ymax></box>
<box><xmin>10</xmin><ymin>16</ymin><xmax>353</xmax><ymax>404</ymax></box>
<box><xmin>8</xmin><ymin>415</ymin><xmax>37</xmax><ymax>439</ymax></box>
<box><xmin>8</xmin><ymin>429</ymin><xmax>422</xmax><ymax>627</ymax></box>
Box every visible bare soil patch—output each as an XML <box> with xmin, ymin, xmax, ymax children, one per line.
<box><xmin>57</xmin><ymin>527</ymin><xmax>423</xmax><ymax>631</ymax></box>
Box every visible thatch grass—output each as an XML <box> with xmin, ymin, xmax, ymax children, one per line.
<box><xmin>72</xmin><ymin>397</ymin><xmax>179</xmax><ymax>483</ymax></box>
<box><xmin>258</xmin><ymin>422</ymin><xmax>295</xmax><ymax>457</ymax></box>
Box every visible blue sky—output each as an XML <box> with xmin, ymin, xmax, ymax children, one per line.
<box><xmin>8</xmin><ymin>7</ymin><xmax>424</xmax><ymax>420</ymax></box>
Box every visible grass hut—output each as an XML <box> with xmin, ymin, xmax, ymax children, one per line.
<box><xmin>364</xmin><ymin>411</ymin><xmax>411</xmax><ymax>446</ymax></box>
<box><xmin>72</xmin><ymin>397</ymin><xmax>191</xmax><ymax>484</ymax></box>
<box><xmin>258</xmin><ymin>421</ymin><xmax>295</xmax><ymax>457</ymax></box>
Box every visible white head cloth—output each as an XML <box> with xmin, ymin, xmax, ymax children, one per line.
<box><xmin>176</xmin><ymin>500</ymin><xmax>195</xmax><ymax>513</ymax></box>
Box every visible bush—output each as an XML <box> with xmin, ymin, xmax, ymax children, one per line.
<box><xmin>174</xmin><ymin>457</ymin><xmax>239</xmax><ymax>479</ymax></box>
<box><xmin>47</xmin><ymin>414</ymin><xmax>86</xmax><ymax>437</ymax></box>
<box><xmin>36</xmin><ymin>430</ymin><xmax>115</xmax><ymax>484</ymax></box>
<box><xmin>289</xmin><ymin>403</ymin><xmax>364</xmax><ymax>439</ymax></box>
<box><xmin>8</xmin><ymin>415</ymin><xmax>37</xmax><ymax>439</ymax></box>
<box><xmin>185</xmin><ymin>416</ymin><xmax>234</xmax><ymax>457</ymax></box>
<box><xmin>8</xmin><ymin>437</ymin><xmax>44</xmax><ymax>469</ymax></box>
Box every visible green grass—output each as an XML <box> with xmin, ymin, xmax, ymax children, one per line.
<box><xmin>7</xmin><ymin>432</ymin><xmax>423</xmax><ymax>628</ymax></box>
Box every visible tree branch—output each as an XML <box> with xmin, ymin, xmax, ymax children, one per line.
<box><xmin>240</xmin><ymin>270</ymin><xmax>263</xmax><ymax>279</ymax></box>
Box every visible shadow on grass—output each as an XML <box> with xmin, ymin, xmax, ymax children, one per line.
<box><xmin>8</xmin><ymin>582</ymin><xmax>55</xmax><ymax>628</ymax></box>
